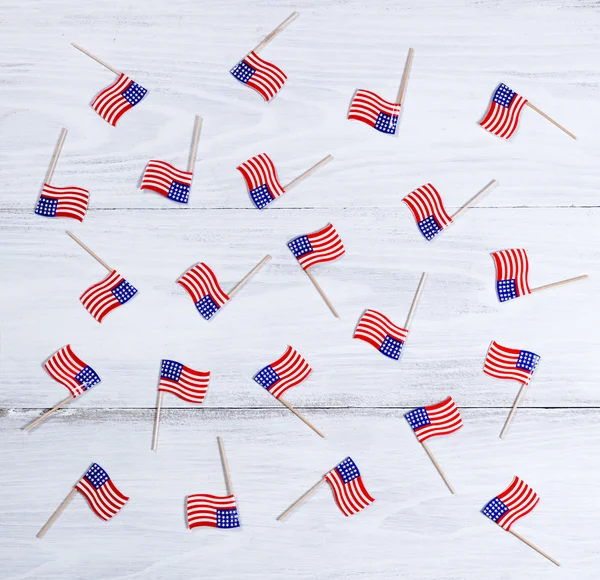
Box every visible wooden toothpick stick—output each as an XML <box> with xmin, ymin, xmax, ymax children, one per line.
<box><xmin>396</xmin><ymin>48</ymin><xmax>415</xmax><ymax>105</ymax></box>
<box><xmin>23</xmin><ymin>395</ymin><xmax>73</xmax><ymax>432</ymax></box>
<box><xmin>252</xmin><ymin>12</ymin><xmax>299</xmax><ymax>53</ymax></box>
<box><xmin>217</xmin><ymin>436</ymin><xmax>233</xmax><ymax>495</ymax></box>
<box><xmin>71</xmin><ymin>43</ymin><xmax>120</xmax><ymax>75</ymax></box>
<box><xmin>404</xmin><ymin>272</ymin><xmax>427</xmax><ymax>330</ymax></box>
<box><xmin>530</xmin><ymin>274</ymin><xmax>588</xmax><ymax>294</ymax></box>
<box><xmin>187</xmin><ymin>116</ymin><xmax>202</xmax><ymax>173</ymax></box>
<box><xmin>451</xmin><ymin>179</ymin><xmax>498</xmax><ymax>221</ymax></box>
<box><xmin>278</xmin><ymin>397</ymin><xmax>325</xmax><ymax>438</ymax></box>
<box><xmin>283</xmin><ymin>155</ymin><xmax>333</xmax><ymax>191</ymax></box>
<box><xmin>45</xmin><ymin>128</ymin><xmax>68</xmax><ymax>184</ymax></box>
<box><xmin>228</xmin><ymin>255</ymin><xmax>271</xmax><ymax>298</ymax></box>
<box><xmin>421</xmin><ymin>441</ymin><xmax>455</xmax><ymax>494</ymax></box>
<box><xmin>37</xmin><ymin>488</ymin><xmax>78</xmax><ymax>538</ymax></box>
<box><xmin>526</xmin><ymin>102</ymin><xmax>576</xmax><ymax>140</ymax></box>
<box><xmin>66</xmin><ymin>231</ymin><xmax>113</xmax><ymax>272</ymax></box>
<box><xmin>508</xmin><ymin>529</ymin><xmax>560</xmax><ymax>566</ymax></box>
<box><xmin>277</xmin><ymin>478</ymin><xmax>326</xmax><ymax>521</ymax></box>
<box><xmin>304</xmin><ymin>269</ymin><xmax>339</xmax><ymax>318</ymax></box>
<box><xmin>499</xmin><ymin>384</ymin><xmax>527</xmax><ymax>439</ymax></box>
<box><xmin>151</xmin><ymin>391</ymin><xmax>163</xmax><ymax>451</ymax></box>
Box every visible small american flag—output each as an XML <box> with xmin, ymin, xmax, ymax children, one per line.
<box><xmin>35</xmin><ymin>183</ymin><xmax>90</xmax><ymax>223</ymax></box>
<box><xmin>80</xmin><ymin>270</ymin><xmax>138</xmax><ymax>323</ymax></box>
<box><xmin>177</xmin><ymin>262</ymin><xmax>230</xmax><ymax>320</ymax></box>
<box><xmin>140</xmin><ymin>160</ymin><xmax>193</xmax><ymax>204</ymax></box>
<box><xmin>92</xmin><ymin>73</ymin><xmax>148</xmax><ymax>126</ymax></box>
<box><xmin>75</xmin><ymin>463</ymin><xmax>129</xmax><ymax>521</ymax></box>
<box><xmin>159</xmin><ymin>359</ymin><xmax>210</xmax><ymax>404</ymax></box>
<box><xmin>491</xmin><ymin>249</ymin><xmax>531</xmax><ymax>302</ymax></box>
<box><xmin>348</xmin><ymin>89</ymin><xmax>401</xmax><ymax>135</ymax></box>
<box><xmin>480</xmin><ymin>83</ymin><xmax>528</xmax><ymax>140</ymax></box>
<box><xmin>288</xmin><ymin>223</ymin><xmax>345</xmax><ymax>270</ymax></box>
<box><xmin>353</xmin><ymin>309</ymin><xmax>408</xmax><ymax>361</ymax></box>
<box><xmin>482</xmin><ymin>476</ymin><xmax>539</xmax><ymax>531</ymax></box>
<box><xmin>254</xmin><ymin>346</ymin><xmax>311</xmax><ymax>399</ymax></box>
<box><xmin>44</xmin><ymin>344</ymin><xmax>101</xmax><ymax>398</ymax></box>
<box><xmin>237</xmin><ymin>153</ymin><xmax>286</xmax><ymax>209</ymax></box>
<box><xmin>187</xmin><ymin>494</ymin><xmax>240</xmax><ymax>529</ymax></box>
<box><xmin>230</xmin><ymin>51</ymin><xmax>287</xmax><ymax>102</ymax></box>
<box><xmin>325</xmin><ymin>457</ymin><xmax>375</xmax><ymax>517</ymax></box>
<box><xmin>403</xmin><ymin>184</ymin><xmax>453</xmax><ymax>241</ymax></box>
<box><xmin>484</xmin><ymin>341</ymin><xmax>540</xmax><ymax>386</ymax></box>
<box><xmin>405</xmin><ymin>397</ymin><xmax>463</xmax><ymax>443</ymax></box>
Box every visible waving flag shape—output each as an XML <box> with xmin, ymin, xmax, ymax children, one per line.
<box><xmin>254</xmin><ymin>346</ymin><xmax>311</xmax><ymax>399</ymax></box>
<box><xmin>140</xmin><ymin>160</ymin><xmax>193</xmax><ymax>204</ymax></box>
<box><xmin>177</xmin><ymin>262</ymin><xmax>230</xmax><ymax>320</ymax></box>
<box><xmin>44</xmin><ymin>344</ymin><xmax>101</xmax><ymax>398</ymax></box>
<box><xmin>159</xmin><ymin>359</ymin><xmax>210</xmax><ymax>404</ymax></box>
<box><xmin>80</xmin><ymin>270</ymin><xmax>138</xmax><ymax>323</ymax></box>
<box><xmin>325</xmin><ymin>457</ymin><xmax>375</xmax><ymax>517</ymax></box>
<box><xmin>484</xmin><ymin>341</ymin><xmax>540</xmax><ymax>386</ymax></box>
<box><xmin>403</xmin><ymin>184</ymin><xmax>453</xmax><ymax>240</ymax></box>
<box><xmin>187</xmin><ymin>494</ymin><xmax>240</xmax><ymax>529</ymax></box>
<box><xmin>288</xmin><ymin>223</ymin><xmax>345</xmax><ymax>270</ymax></box>
<box><xmin>353</xmin><ymin>309</ymin><xmax>408</xmax><ymax>361</ymax></box>
<box><xmin>405</xmin><ymin>396</ymin><xmax>463</xmax><ymax>443</ymax></box>
<box><xmin>237</xmin><ymin>153</ymin><xmax>286</xmax><ymax>209</ymax></box>
<box><xmin>75</xmin><ymin>463</ymin><xmax>129</xmax><ymax>521</ymax></box>
<box><xmin>480</xmin><ymin>83</ymin><xmax>528</xmax><ymax>140</ymax></box>
<box><xmin>92</xmin><ymin>73</ymin><xmax>148</xmax><ymax>126</ymax></box>
<box><xmin>492</xmin><ymin>249</ymin><xmax>531</xmax><ymax>302</ymax></box>
<box><xmin>482</xmin><ymin>476</ymin><xmax>539</xmax><ymax>531</ymax></box>
<box><xmin>230</xmin><ymin>51</ymin><xmax>287</xmax><ymax>102</ymax></box>
<box><xmin>348</xmin><ymin>89</ymin><xmax>401</xmax><ymax>135</ymax></box>
<box><xmin>35</xmin><ymin>183</ymin><xmax>89</xmax><ymax>222</ymax></box>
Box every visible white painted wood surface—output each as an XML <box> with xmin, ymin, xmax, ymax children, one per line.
<box><xmin>1</xmin><ymin>0</ymin><xmax>599</xmax><ymax>577</ymax></box>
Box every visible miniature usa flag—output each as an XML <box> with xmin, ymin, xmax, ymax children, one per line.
<box><xmin>254</xmin><ymin>346</ymin><xmax>311</xmax><ymax>399</ymax></box>
<box><xmin>35</xmin><ymin>183</ymin><xmax>90</xmax><ymax>223</ymax></box>
<box><xmin>403</xmin><ymin>184</ymin><xmax>453</xmax><ymax>241</ymax></box>
<box><xmin>75</xmin><ymin>463</ymin><xmax>129</xmax><ymax>521</ymax></box>
<box><xmin>92</xmin><ymin>73</ymin><xmax>148</xmax><ymax>126</ymax></box>
<box><xmin>483</xmin><ymin>341</ymin><xmax>540</xmax><ymax>386</ymax></box>
<box><xmin>491</xmin><ymin>249</ymin><xmax>531</xmax><ymax>302</ymax></box>
<box><xmin>325</xmin><ymin>458</ymin><xmax>375</xmax><ymax>517</ymax></box>
<box><xmin>159</xmin><ymin>359</ymin><xmax>210</xmax><ymax>404</ymax></box>
<box><xmin>44</xmin><ymin>344</ymin><xmax>101</xmax><ymax>398</ymax></box>
<box><xmin>353</xmin><ymin>309</ymin><xmax>408</xmax><ymax>361</ymax></box>
<box><xmin>80</xmin><ymin>270</ymin><xmax>138</xmax><ymax>323</ymax></box>
<box><xmin>237</xmin><ymin>153</ymin><xmax>285</xmax><ymax>209</ymax></box>
<box><xmin>230</xmin><ymin>51</ymin><xmax>287</xmax><ymax>102</ymax></box>
<box><xmin>405</xmin><ymin>397</ymin><xmax>463</xmax><ymax>443</ymax></box>
<box><xmin>482</xmin><ymin>476</ymin><xmax>539</xmax><ymax>531</ymax></box>
<box><xmin>480</xmin><ymin>83</ymin><xmax>528</xmax><ymax>140</ymax></box>
<box><xmin>140</xmin><ymin>160</ymin><xmax>193</xmax><ymax>204</ymax></box>
<box><xmin>187</xmin><ymin>494</ymin><xmax>240</xmax><ymax>530</ymax></box>
<box><xmin>348</xmin><ymin>89</ymin><xmax>401</xmax><ymax>135</ymax></box>
<box><xmin>288</xmin><ymin>223</ymin><xmax>345</xmax><ymax>270</ymax></box>
<box><xmin>177</xmin><ymin>262</ymin><xmax>230</xmax><ymax>320</ymax></box>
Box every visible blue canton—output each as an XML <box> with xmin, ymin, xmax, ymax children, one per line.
<box><xmin>161</xmin><ymin>359</ymin><xmax>183</xmax><ymax>382</ymax></box>
<box><xmin>167</xmin><ymin>181</ymin><xmax>190</xmax><ymax>204</ymax></box>
<box><xmin>497</xmin><ymin>279</ymin><xmax>518</xmax><ymax>302</ymax></box>
<box><xmin>336</xmin><ymin>457</ymin><xmax>361</xmax><ymax>484</ymax></box>
<box><xmin>405</xmin><ymin>407</ymin><xmax>431</xmax><ymax>431</ymax></box>
<box><xmin>482</xmin><ymin>497</ymin><xmax>509</xmax><ymax>523</ymax></box>
<box><xmin>35</xmin><ymin>196</ymin><xmax>58</xmax><ymax>217</ymax></box>
<box><xmin>254</xmin><ymin>365</ymin><xmax>281</xmax><ymax>390</ymax></box>
<box><xmin>230</xmin><ymin>60</ymin><xmax>256</xmax><ymax>85</ymax></box>
<box><xmin>493</xmin><ymin>84</ymin><xmax>516</xmax><ymax>108</ymax></box>
<box><xmin>75</xmin><ymin>366</ymin><xmax>101</xmax><ymax>391</ymax></box>
<box><xmin>374</xmin><ymin>112</ymin><xmax>398</xmax><ymax>135</ymax></box>
<box><xmin>122</xmin><ymin>82</ymin><xmax>147</xmax><ymax>106</ymax></box>
<box><xmin>250</xmin><ymin>184</ymin><xmax>274</xmax><ymax>210</ymax></box>
<box><xmin>112</xmin><ymin>280</ymin><xmax>138</xmax><ymax>304</ymax></box>
<box><xmin>196</xmin><ymin>295</ymin><xmax>220</xmax><ymax>320</ymax></box>
<box><xmin>288</xmin><ymin>235</ymin><xmax>313</xmax><ymax>259</ymax></box>
<box><xmin>379</xmin><ymin>335</ymin><xmax>404</xmax><ymax>360</ymax></box>
<box><xmin>84</xmin><ymin>463</ymin><xmax>110</xmax><ymax>489</ymax></box>
<box><xmin>516</xmin><ymin>350</ymin><xmax>540</xmax><ymax>373</ymax></box>
<box><xmin>418</xmin><ymin>216</ymin><xmax>443</xmax><ymax>241</ymax></box>
<box><xmin>216</xmin><ymin>508</ymin><xmax>240</xmax><ymax>529</ymax></box>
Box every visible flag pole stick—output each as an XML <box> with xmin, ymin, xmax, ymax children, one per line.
<box><xmin>500</xmin><ymin>384</ymin><xmax>527</xmax><ymax>439</ymax></box>
<box><xmin>36</xmin><ymin>488</ymin><xmax>78</xmax><ymax>538</ymax></box>
<box><xmin>451</xmin><ymin>179</ymin><xmax>498</xmax><ymax>221</ymax></box>
<box><xmin>396</xmin><ymin>48</ymin><xmax>415</xmax><ymax>105</ymax></box>
<box><xmin>66</xmin><ymin>231</ymin><xmax>113</xmax><ymax>272</ymax></box>
<box><xmin>277</xmin><ymin>478</ymin><xmax>326</xmax><ymax>521</ymax></box>
<box><xmin>187</xmin><ymin>115</ymin><xmax>202</xmax><ymax>173</ymax></box>
<box><xmin>508</xmin><ymin>529</ymin><xmax>560</xmax><ymax>566</ymax></box>
<box><xmin>252</xmin><ymin>12</ymin><xmax>299</xmax><ymax>53</ymax></box>
<box><xmin>228</xmin><ymin>255</ymin><xmax>271</xmax><ymax>298</ymax></box>
<box><xmin>45</xmin><ymin>128</ymin><xmax>68</xmax><ymax>184</ymax></box>
<box><xmin>283</xmin><ymin>155</ymin><xmax>333</xmax><ymax>191</ymax></box>
<box><xmin>278</xmin><ymin>397</ymin><xmax>325</xmax><ymax>438</ymax></box>
<box><xmin>151</xmin><ymin>391</ymin><xmax>163</xmax><ymax>451</ymax></box>
<box><xmin>71</xmin><ymin>43</ymin><xmax>120</xmax><ymax>75</ymax></box>
<box><xmin>23</xmin><ymin>395</ymin><xmax>73</xmax><ymax>432</ymax></box>
<box><xmin>217</xmin><ymin>436</ymin><xmax>234</xmax><ymax>495</ymax></box>
<box><xmin>420</xmin><ymin>441</ymin><xmax>455</xmax><ymax>494</ymax></box>
<box><xmin>525</xmin><ymin>102</ymin><xmax>576</xmax><ymax>140</ymax></box>
<box><xmin>303</xmin><ymin>268</ymin><xmax>339</xmax><ymax>318</ymax></box>
<box><xmin>530</xmin><ymin>274</ymin><xmax>588</xmax><ymax>294</ymax></box>
<box><xmin>404</xmin><ymin>272</ymin><xmax>427</xmax><ymax>329</ymax></box>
